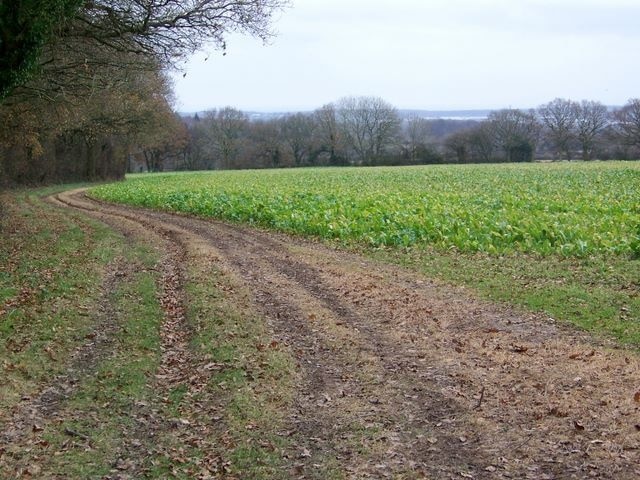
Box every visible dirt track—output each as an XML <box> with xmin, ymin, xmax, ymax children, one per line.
<box><xmin>51</xmin><ymin>189</ymin><xmax>640</xmax><ymax>479</ymax></box>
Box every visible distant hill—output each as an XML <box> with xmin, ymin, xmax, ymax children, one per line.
<box><xmin>178</xmin><ymin>109</ymin><xmax>492</xmax><ymax>121</ymax></box>
<box><xmin>397</xmin><ymin>109</ymin><xmax>491</xmax><ymax>120</ymax></box>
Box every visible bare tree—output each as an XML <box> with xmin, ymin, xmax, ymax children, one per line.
<box><xmin>313</xmin><ymin>103</ymin><xmax>345</xmax><ymax>165</ymax></box>
<box><xmin>467</xmin><ymin>122</ymin><xmax>495</xmax><ymax>163</ymax></box>
<box><xmin>245</xmin><ymin>120</ymin><xmax>283</xmax><ymax>168</ymax></box>
<box><xmin>203</xmin><ymin>107</ymin><xmax>249</xmax><ymax>169</ymax></box>
<box><xmin>443</xmin><ymin>130</ymin><xmax>470</xmax><ymax>163</ymax></box>
<box><xmin>336</xmin><ymin>96</ymin><xmax>401</xmax><ymax>165</ymax></box>
<box><xmin>573</xmin><ymin>100</ymin><xmax>609</xmax><ymax>160</ymax></box>
<box><xmin>181</xmin><ymin>117</ymin><xmax>217</xmax><ymax>170</ymax></box>
<box><xmin>404</xmin><ymin>115</ymin><xmax>432</xmax><ymax>162</ymax></box>
<box><xmin>613</xmin><ymin>98</ymin><xmax>640</xmax><ymax>149</ymax></box>
<box><xmin>443</xmin><ymin>122</ymin><xmax>494</xmax><ymax>164</ymax></box>
<box><xmin>537</xmin><ymin>98</ymin><xmax>577</xmax><ymax>160</ymax></box>
<box><xmin>280</xmin><ymin>113</ymin><xmax>315</xmax><ymax>166</ymax></box>
<box><xmin>489</xmin><ymin>109</ymin><xmax>540</xmax><ymax>162</ymax></box>
<box><xmin>72</xmin><ymin>1</ymin><xmax>288</xmax><ymax>66</ymax></box>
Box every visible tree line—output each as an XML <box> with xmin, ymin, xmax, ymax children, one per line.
<box><xmin>143</xmin><ymin>96</ymin><xmax>640</xmax><ymax>173</ymax></box>
<box><xmin>0</xmin><ymin>0</ymin><xmax>287</xmax><ymax>186</ymax></box>
<box><xmin>445</xmin><ymin>98</ymin><xmax>640</xmax><ymax>163</ymax></box>
<box><xmin>156</xmin><ymin>96</ymin><xmax>438</xmax><ymax>173</ymax></box>
<box><xmin>1</xmin><ymin>3</ymin><xmax>639</xmax><ymax>184</ymax></box>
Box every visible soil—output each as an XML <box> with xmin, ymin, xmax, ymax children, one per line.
<box><xmin>25</xmin><ymin>189</ymin><xmax>640</xmax><ymax>478</ymax></box>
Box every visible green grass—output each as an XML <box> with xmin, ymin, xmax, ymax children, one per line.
<box><xmin>178</xmin><ymin>259</ymin><xmax>296</xmax><ymax>479</ymax></box>
<box><xmin>0</xmin><ymin>187</ymin><xmax>171</xmax><ymax>478</ymax></box>
<box><xmin>0</xmin><ymin>188</ymin><xmax>124</xmax><ymax>409</ymax></box>
<box><xmin>40</xmin><ymin>264</ymin><xmax>164</xmax><ymax>478</ymax></box>
<box><xmin>368</xmin><ymin>247</ymin><xmax>640</xmax><ymax>345</ymax></box>
<box><xmin>2</xmin><ymin>168</ymin><xmax>638</xmax><ymax>477</ymax></box>
<box><xmin>1</xmin><ymin>185</ymin><xmax>299</xmax><ymax>478</ymax></box>
<box><xmin>89</xmin><ymin>162</ymin><xmax>640</xmax><ymax>346</ymax></box>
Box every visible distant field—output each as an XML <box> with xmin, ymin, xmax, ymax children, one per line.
<box><xmin>91</xmin><ymin>162</ymin><xmax>640</xmax><ymax>257</ymax></box>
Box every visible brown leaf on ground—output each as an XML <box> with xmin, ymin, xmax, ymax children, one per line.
<box><xmin>22</xmin><ymin>188</ymin><xmax>638</xmax><ymax>480</ymax></box>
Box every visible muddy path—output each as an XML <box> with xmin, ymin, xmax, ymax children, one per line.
<box><xmin>52</xmin><ymin>189</ymin><xmax>640</xmax><ymax>479</ymax></box>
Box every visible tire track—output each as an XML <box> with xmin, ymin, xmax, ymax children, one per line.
<box><xmin>53</xmin><ymin>189</ymin><xmax>640</xmax><ymax>479</ymax></box>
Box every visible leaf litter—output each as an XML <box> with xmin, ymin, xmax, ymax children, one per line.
<box><xmin>2</xmin><ymin>188</ymin><xmax>639</xmax><ymax>479</ymax></box>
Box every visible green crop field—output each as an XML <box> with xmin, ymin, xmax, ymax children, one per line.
<box><xmin>90</xmin><ymin>162</ymin><xmax>640</xmax><ymax>258</ymax></box>
<box><xmin>89</xmin><ymin>162</ymin><xmax>640</xmax><ymax>346</ymax></box>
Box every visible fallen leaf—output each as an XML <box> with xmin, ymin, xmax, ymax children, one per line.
<box><xmin>634</xmin><ymin>390</ymin><xmax>640</xmax><ymax>404</ymax></box>
<box><xmin>549</xmin><ymin>406</ymin><xmax>568</xmax><ymax>417</ymax></box>
<box><xmin>28</xmin><ymin>465</ymin><xmax>41</xmax><ymax>475</ymax></box>
<box><xmin>44</xmin><ymin>346</ymin><xmax>56</xmax><ymax>361</ymax></box>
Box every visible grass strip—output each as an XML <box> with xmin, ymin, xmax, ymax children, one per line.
<box><xmin>38</xmin><ymin>262</ymin><xmax>163</xmax><ymax>478</ymax></box>
<box><xmin>160</xmin><ymin>256</ymin><xmax>297</xmax><ymax>478</ymax></box>
<box><xmin>0</xmin><ymin>188</ymin><xmax>123</xmax><ymax>411</ymax></box>
<box><xmin>367</xmin><ymin>247</ymin><xmax>640</xmax><ymax>347</ymax></box>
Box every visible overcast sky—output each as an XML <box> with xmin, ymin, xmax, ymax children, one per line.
<box><xmin>170</xmin><ymin>0</ymin><xmax>640</xmax><ymax>112</ymax></box>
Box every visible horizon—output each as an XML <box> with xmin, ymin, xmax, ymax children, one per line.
<box><xmin>176</xmin><ymin>103</ymin><xmax>623</xmax><ymax>117</ymax></box>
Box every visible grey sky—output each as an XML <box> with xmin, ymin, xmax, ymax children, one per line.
<box><xmin>171</xmin><ymin>0</ymin><xmax>640</xmax><ymax>112</ymax></box>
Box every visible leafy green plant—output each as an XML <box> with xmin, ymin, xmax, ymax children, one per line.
<box><xmin>91</xmin><ymin>162</ymin><xmax>640</xmax><ymax>258</ymax></box>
